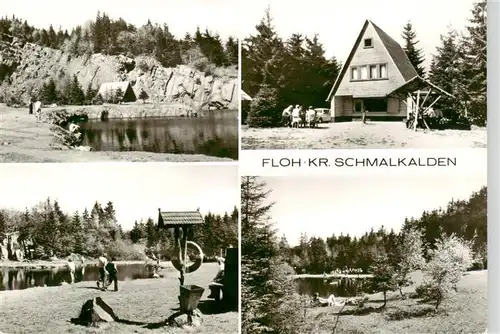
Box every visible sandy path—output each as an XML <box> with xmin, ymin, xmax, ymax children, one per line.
<box><xmin>0</xmin><ymin>106</ymin><xmax>234</xmax><ymax>163</ymax></box>
<box><xmin>241</xmin><ymin>122</ymin><xmax>487</xmax><ymax>149</ymax></box>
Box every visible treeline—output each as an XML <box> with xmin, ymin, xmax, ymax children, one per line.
<box><xmin>0</xmin><ymin>198</ymin><xmax>238</xmax><ymax>261</ymax></box>
<box><xmin>243</xmin><ymin>1</ymin><xmax>486</xmax><ymax>127</ymax></box>
<box><xmin>129</xmin><ymin>208</ymin><xmax>238</xmax><ymax>259</ymax></box>
<box><xmin>241</xmin><ymin>8</ymin><xmax>341</xmax><ymax>127</ymax></box>
<box><xmin>0</xmin><ymin>11</ymin><xmax>238</xmax><ymax>69</ymax></box>
<box><xmin>279</xmin><ymin>186</ymin><xmax>487</xmax><ymax>275</ymax></box>
<box><xmin>241</xmin><ymin>176</ymin><xmax>487</xmax><ymax>333</ymax></box>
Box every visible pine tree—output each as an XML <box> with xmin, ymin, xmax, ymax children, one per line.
<box><xmin>113</xmin><ymin>87</ymin><xmax>124</xmax><ymax>104</ymax></box>
<box><xmin>401</xmin><ymin>21</ymin><xmax>426</xmax><ymax>77</ymax></box>
<box><xmin>460</xmin><ymin>0</ymin><xmax>487</xmax><ymax>126</ymax></box>
<box><xmin>70</xmin><ymin>75</ymin><xmax>85</xmax><ymax>105</ymax></box>
<box><xmin>241</xmin><ymin>176</ymin><xmax>305</xmax><ymax>334</ymax></box>
<box><xmin>247</xmin><ymin>83</ymin><xmax>280</xmax><ymax>127</ymax></box>
<box><xmin>242</xmin><ymin>7</ymin><xmax>286</xmax><ymax>97</ymax></box>
<box><xmin>224</xmin><ymin>36</ymin><xmax>238</xmax><ymax>67</ymax></box>
<box><xmin>241</xmin><ymin>176</ymin><xmax>277</xmax><ymax>333</ymax></box>
<box><xmin>41</xmin><ymin>78</ymin><xmax>58</xmax><ymax>104</ymax></box>
<box><xmin>429</xmin><ymin>28</ymin><xmax>463</xmax><ymax>120</ymax></box>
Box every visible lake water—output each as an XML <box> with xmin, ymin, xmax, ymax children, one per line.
<box><xmin>79</xmin><ymin>110</ymin><xmax>238</xmax><ymax>160</ymax></box>
<box><xmin>295</xmin><ymin>277</ymin><xmax>372</xmax><ymax>298</ymax></box>
<box><xmin>0</xmin><ymin>263</ymin><xmax>175</xmax><ymax>291</ymax></box>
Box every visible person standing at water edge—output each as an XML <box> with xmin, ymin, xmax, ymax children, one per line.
<box><xmin>97</xmin><ymin>253</ymin><xmax>108</xmax><ymax>287</ymax></box>
<box><xmin>104</xmin><ymin>257</ymin><xmax>118</xmax><ymax>291</ymax></box>
<box><xmin>67</xmin><ymin>258</ymin><xmax>76</xmax><ymax>284</ymax></box>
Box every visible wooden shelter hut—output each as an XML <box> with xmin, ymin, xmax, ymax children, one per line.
<box><xmin>96</xmin><ymin>81</ymin><xmax>137</xmax><ymax>103</ymax></box>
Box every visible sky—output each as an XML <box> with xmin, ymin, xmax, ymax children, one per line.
<box><xmin>0</xmin><ymin>163</ymin><xmax>239</xmax><ymax>230</ymax></box>
<box><xmin>0</xmin><ymin>0</ymin><xmax>240</xmax><ymax>40</ymax></box>
<box><xmin>259</xmin><ymin>174</ymin><xmax>487</xmax><ymax>246</ymax></box>
<box><xmin>239</xmin><ymin>0</ymin><xmax>476</xmax><ymax>70</ymax></box>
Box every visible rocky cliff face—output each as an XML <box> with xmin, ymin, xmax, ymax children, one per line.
<box><xmin>0</xmin><ymin>40</ymin><xmax>238</xmax><ymax>109</ymax></box>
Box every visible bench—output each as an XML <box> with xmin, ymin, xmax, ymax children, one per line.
<box><xmin>208</xmin><ymin>282</ymin><xmax>223</xmax><ymax>302</ymax></box>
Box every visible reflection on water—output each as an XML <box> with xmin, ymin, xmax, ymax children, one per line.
<box><xmin>80</xmin><ymin>110</ymin><xmax>238</xmax><ymax>160</ymax></box>
<box><xmin>0</xmin><ymin>264</ymin><xmax>174</xmax><ymax>291</ymax></box>
<box><xmin>295</xmin><ymin>277</ymin><xmax>371</xmax><ymax>297</ymax></box>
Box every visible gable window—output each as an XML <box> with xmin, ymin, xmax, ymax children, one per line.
<box><xmin>351</xmin><ymin>67</ymin><xmax>359</xmax><ymax>80</ymax></box>
<box><xmin>379</xmin><ymin>64</ymin><xmax>387</xmax><ymax>78</ymax></box>
<box><xmin>350</xmin><ymin>63</ymin><xmax>388</xmax><ymax>81</ymax></box>
<box><xmin>364</xmin><ymin>38</ymin><xmax>373</xmax><ymax>48</ymax></box>
<box><xmin>360</xmin><ymin>66</ymin><xmax>368</xmax><ymax>80</ymax></box>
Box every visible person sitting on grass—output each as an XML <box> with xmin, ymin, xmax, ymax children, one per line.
<box><xmin>311</xmin><ymin>292</ymin><xmax>346</xmax><ymax>307</ymax></box>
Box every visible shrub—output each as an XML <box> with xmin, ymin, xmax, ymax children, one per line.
<box><xmin>247</xmin><ymin>84</ymin><xmax>280</xmax><ymax>128</ymax></box>
<box><xmin>417</xmin><ymin>235</ymin><xmax>473</xmax><ymax>310</ymax></box>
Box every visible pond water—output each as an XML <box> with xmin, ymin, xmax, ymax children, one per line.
<box><xmin>79</xmin><ymin>110</ymin><xmax>238</xmax><ymax>160</ymax></box>
<box><xmin>295</xmin><ymin>277</ymin><xmax>372</xmax><ymax>298</ymax></box>
<box><xmin>0</xmin><ymin>263</ymin><xmax>175</xmax><ymax>291</ymax></box>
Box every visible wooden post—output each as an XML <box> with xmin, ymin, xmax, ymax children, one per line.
<box><xmin>421</xmin><ymin>89</ymin><xmax>432</xmax><ymax>107</ymax></box>
<box><xmin>182</xmin><ymin>226</ymin><xmax>188</xmax><ymax>276</ymax></box>
<box><xmin>413</xmin><ymin>90</ymin><xmax>421</xmax><ymax>131</ymax></box>
<box><xmin>174</xmin><ymin>227</ymin><xmax>184</xmax><ymax>285</ymax></box>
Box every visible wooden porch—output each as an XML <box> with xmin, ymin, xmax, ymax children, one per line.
<box><xmin>388</xmin><ymin>76</ymin><xmax>455</xmax><ymax>131</ymax></box>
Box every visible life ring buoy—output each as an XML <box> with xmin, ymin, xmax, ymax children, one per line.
<box><xmin>171</xmin><ymin>240</ymin><xmax>204</xmax><ymax>273</ymax></box>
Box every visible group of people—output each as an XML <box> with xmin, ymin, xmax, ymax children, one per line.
<box><xmin>28</xmin><ymin>99</ymin><xmax>43</xmax><ymax>122</ymax></box>
<box><xmin>281</xmin><ymin>105</ymin><xmax>318</xmax><ymax>128</ymax></box>
<box><xmin>97</xmin><ymin>253</ymin><xmax>119</xmax><ymax>291</ymax></box>
<box><xmin>66</xmin><ymin>253</ymin><xmax>118</xmax><ymax>291</ymax></box>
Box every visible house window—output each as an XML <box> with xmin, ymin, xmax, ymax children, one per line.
<box><xmin>364</xmin><ymin>38</ymin><xmax>372</xmax><ymax>48</ymax></box>
<box><xmin>354</xmin><ymin>99</ymin><xmax>363</xmax><ymax>112</ymax></box>
<box><xmin>364</xmin><ymin>98</ymin><xmax>388</xmax><ymax>112</ymax></box>
<box><xmin>350</xmin><ymin>63</ymin><xmax>388</xmax><ymax>81</ymax></box>
<box><xmin>353</xmin><ymin>98</ymin><xmax>388</xmax><ymax>112</ymax></box>
<box><xmin>351</xmin><ymin>67</ymin><xmax>359</xmax><ymax>80</ymax></box>
<box><xmin>379</xmin><ymin>64</ymin><xmax>387</xmax><ymax>78</ymax></box>
<box><xmin>360</xmin><ymin>66</ymin><xmax>368</xmax><ymax>80</ymax></box>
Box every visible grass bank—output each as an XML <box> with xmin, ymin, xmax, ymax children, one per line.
<box><xmin>0</xmin><ymin>105</ymin><xmax>233</xmax><ymax>162</ymax></box>
<box><xmin>0</xmin><ymin>262</ymin><xmax>237</xmax><ymax>334</ymax></box>
<box><xmin>304</xmin><ymin>270</ymin><xmax>487</xmax><ymax>334</ymax></box>
<box><xmin>241</xmin><ymin>122</ymin><xmax>487</xmax><ymax>149</ymax></box>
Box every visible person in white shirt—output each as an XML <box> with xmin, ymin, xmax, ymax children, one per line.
<box><xmin>97</xmin><ymin>254</ymin><xmax>108</xmax><ymax>288</ymax></box>
<box><xmin>67</xmin><ymin>258</ymin><xmax>76</xmax><ymax>284</ymax></box>
<box><xmin>282</xmin><ymin>105</ymin><xmax>293</xmax><ymax>127</ymax></box>
<box><xmin>306</xmin><ymin>106</ymin><xmax>317</xmax><ymax>127</ymax></box>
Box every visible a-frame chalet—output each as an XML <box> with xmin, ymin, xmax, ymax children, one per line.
<box><xmin>326</xmin><ymin>20</ymin><xmax>454</xmax><ymax>125</ymax></box>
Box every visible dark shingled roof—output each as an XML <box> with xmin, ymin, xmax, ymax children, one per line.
<box><xmin>327</xmin><ymin>20</ymin><xmax>418</xmax><ymax>101</ymax></box>
<box><xmin>158</xmin><ymin>210</ymin><xmax>204</xmax><ymax>228</ymax></box>
<box><xmin>370</xmin><ymin>21</ymin><xmax>418</xmax><ymax>82</ymax></box>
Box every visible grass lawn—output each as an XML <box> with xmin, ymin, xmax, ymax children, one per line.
<box><xmin>241</xmin><ymin>122</ymin><xmax>487</xmax><ymax>149</ymax></box>
<box><xmin>303</xmin><ymin>270</ymin><xmax>487</xmax><ymax>334</ymax></box>
<box><xmin>0</xmin><ymin>105</ymin><xmax>232</xmax><ymax>162</ymax></box>
<box><xmin>0</xmin><ymin>263</ymin><xmax>238</xmax><ymax>334</ymax></box>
